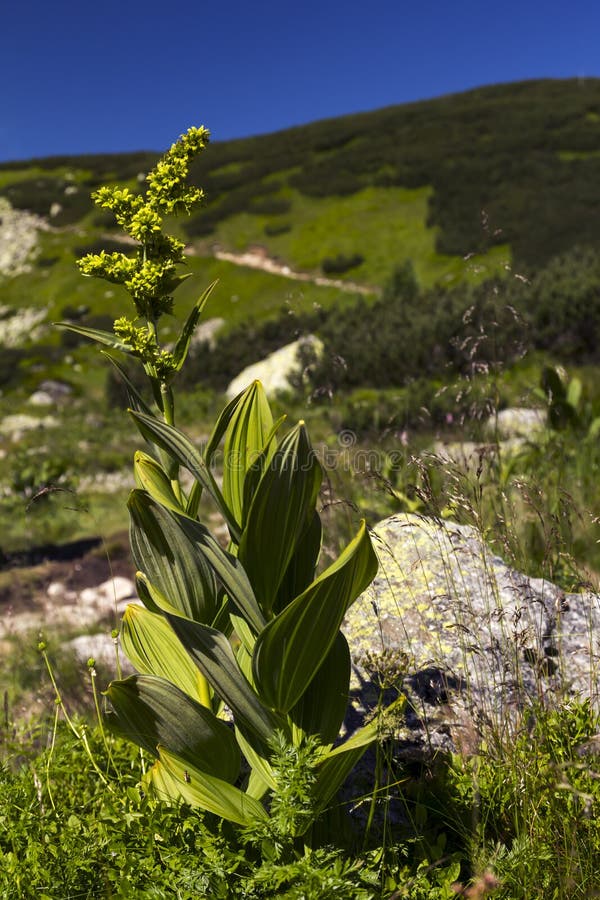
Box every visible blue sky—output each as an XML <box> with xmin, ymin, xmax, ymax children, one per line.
<box><xmin>2</xmin><ymin>0</ymin><xmax>598</xmax><ymax>162</ymax></box>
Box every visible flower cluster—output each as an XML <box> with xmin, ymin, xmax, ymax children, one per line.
<box><xmin>77</xmin><ymin>126</ymin><xmax>209</xmax><ymax>326</ymax></box>
<box><xmin>113</xmin><ymin>316</ymin><xmax>175</xmax><ymax>378</ymax></box>
<box><xmin>76</xmin><ymin>127</ymin><xmax>209</xmax><ymax>380</ymax></box>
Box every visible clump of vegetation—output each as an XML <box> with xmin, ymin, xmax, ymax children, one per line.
<box><xmin>321</xmin><ymin>252</ymin><xmax>365</xmax><ymax>275</ymax></box>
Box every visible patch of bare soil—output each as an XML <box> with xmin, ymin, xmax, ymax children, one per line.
<box><xmin>0</xmin><ymin>532</ymin><xmax>134</xmax><ymax>614</ymax></box>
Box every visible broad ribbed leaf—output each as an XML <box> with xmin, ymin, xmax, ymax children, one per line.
<box><xmin>55</xmin><ymin>322</ymin><xmax>133</xmax><ymax>353</ymax></box>
<box><xmin>235</xmin><ymin>727</ymin><xmax>277</xmax><ymax>793</ymax></box>
<box><xmin>252</xmin><ymin>520</ymin><xmax>377</xmax><ymax>712</ymax></box>
<box><xmin>274</xmin><ymin>510</ymin><xmax>322</xmax><ymax>614</ymax></box>
<box><xmin>222</xmin><ymin>381</ymin><xmax>274</xmax><ymax>527</ymax></box>
<box><xmin>135</xmin><ymin>572</ymin><xmax>162</xmax><ymax>614</ymax></box>
<box><xmin>241</xmin><ymin>414</ymin><xmax>286</xmax><ymax>526</ymax></box>
<box><xmin>288</xmin><ymin>631</ymin><xmax>350</xmax><ymax>746</ymax></box>
<box><xmin>238</xmin><ymin>422</ymin><xmax>322</xmax><ymax>617</ymax></box>
<box><xmin>106</xmin><ymin>674</ymin><xmax>240</xmax><ymax>782</ymax></box>
<box><xmin>120</xmin><ymin>604</ymin><xmax>210</xmax><ymax>706</ymax></box>
<box><xmin>133</xmin><ymin>451</ymin><xmax>185</xmax><ymax>513</ymax></box>
<box><xmin>172</xmin><ymin>281</ymin><xmax>217</xmax><ymax>372</ymax></box>
<box><xmin>309</xmin><ymin>697</ymin><xmax>406</xmax><ymax>823</ymax></box>
<box><xmin>129</xmin><ymin>490</ymin><xmax>218</xmax><ymax>623</ymax></box>
<box><xmin>153</xmin><ymin>748</ymin><xmax>268</xmax><ymax>825</ymax></box>
<box><xmin>170</xmin><ymin>511</ymin><xmax>265</xmax><ymax>635</ymax></box>
<box><xmin>129</xmin><ymin>410</ymin><xmax>241</xmax><ymax>542</ymax></box>
<box><xmin>164</xmin><ymin>613</ymin><xmax>282</xmax><ymax>748</ymax></box>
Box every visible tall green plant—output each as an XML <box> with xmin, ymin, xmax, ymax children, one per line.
<box><xmin>59</xmin><ymin>128</ymin><xmax>391</xmax><ymax>836</ymax></box>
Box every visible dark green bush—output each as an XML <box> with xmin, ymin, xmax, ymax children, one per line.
<box><xmin>321</xmin><ymin>253</ymin><xmax>364</xmax><ymax>275</ymax></box>
<box><xmin>0</xmin><ymin>177</ymin><xmax>93</xmax><ymax>224</ymax></box>
<box><xmin>0</xmin><ymin>348</ymin><xmax>26</xmax><ymax>388</ymax></box>
<box><xmin>264</xmin><ymin>221</ymin><xmax>291</xmax><ymax>236</ymax></box>
<box><xmin>250</xmin><ymin>197</ymin><xmax>291</xmax><ymax>216</ymax></box>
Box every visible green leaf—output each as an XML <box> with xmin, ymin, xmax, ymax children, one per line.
<box><xmin>238</xmin><ymin>422</ymin><xmax>323</xmax><ymax>617</ymax></box>
<box><xmin>171</xmin><ymin>281</ymin><xmax>218</xmax><ymax>373</ymax></box>
<box><xmin>133</xmin><ymin>451</ymin><xmax>185</xmax><ymax>513</ymax></box>
<box><xmin>54</xmin><ymin>322</ymin><xmax>133</xmax><ymax>353</ymax></box>
<box><xmin>170</xmin><ymin>510</ymin><xmax>265</xmax><ymax>635</ymax></box>
<box><xmin>241</xmin><ymin>414</ymin><xmax>287</xmax><ymax>525</ymax></box>
<box><xmin>222</xmin><ymin>381</ymin><xmax>275</xmax><ymax>527</ymax></box>
<box><xmin>164</xmin><ymin>613</ymin><xmax>282</xmax><ymax>749</ymax></box>
<box><xmin>120</xmin><ymin>604</ymin><xmax>209</xmax><ymax>705</ymax></box>
<box><xmin>288</xmin><ymin>631</ymin><xmax>350</xmax><ymax>746</ymax></box>
<box><xmin>310</xmin><ymin>697</ymin><xmax>406</xmax><ymax>822</ymax></box>
<box><xmin>567</xmin><ymin>376</ymin><xmax>582</xmax><ymax>411</ymax></box>
<box><xmin>252</xmin><ymin>520</ymin><xmax>377</xmax><ymax>713</ymax></box>
<box><xmin>135</xmin><ymin>571</ymin><xmax>162</xmax><ymax>614</ymax></box>
<box><xmin>129</xmin><ymin>490</ymin><xmax>218</xmax><ymax>623</ymax></box>
<box><xmin>129</xmin><ymin>410</ymin><xmax>241</xmax><ymax>542</ymax></box>
<box><xmin>235</xmin><ymin>727</ymin><xmax>277</xmax><ymax>793</ymax></box>
<box><xmin>106</xmin><ymin>674</ymin><xmax>240</xmax><ymax>782</ymax></box>
<box><xmin>103</xmin><ymin>353</ymin><xmax>153</xmax><ymax>415</ymax></box>
<box><xmin>153</xmin><ymin>748</ymin><xmax>268</xmax><ymax>825</ymax></box>
<box><xmin>274</xmin><ymin>510</ymin><xmax>322</xmax><ymax>614</ymax></box>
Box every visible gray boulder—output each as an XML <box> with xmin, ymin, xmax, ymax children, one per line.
<box><xmin>343</xmin><ymin>514</ymin><xmax>600</xmax><ymax>759</ymax></box>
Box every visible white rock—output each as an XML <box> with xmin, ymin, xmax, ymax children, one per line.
<box><xmin>191</xmin><ymin>317</ymin><xmax>226</xmax><ymax>349</ymax></box>
<box><xmin>0</xmin><ymin>413</ymin><xmax>58</xmax><ymax>440</ymax></box>
<box><xmin>0</xmin><ymin>305</ymin><xmax>47</xmax><ymax>347</ymax></box>
<box><xmin>485</xmin><ymin>407</ymin><xmax>546</xmax><ymax>440</ymax></box>
<box><xmin>225</xmin><ymin>335</ymin><xmax>323</xmax><ymax>400</ymax></box>
<box><xmin>0</xmin><ymin>198</ymin><xmax>48</xmax><ymax>278</ymax></box>
<box><xmin>78</xmin><ymin>577</ymin><xmax>136</xmax><ymax>616</ymax></box>
<box><xmin>28</xmin><ymin>391</ymin><xmax>54</xmax><ymax>406</ymax></box>
<box><xmin>46</xmin><ymin>581</ymin><xmax>76</xmax><ymax>602</ymax></box>
<box><xmin>66</xmin><ymin>632</ymin><xmax>135</xmax><ymax>675</ymax></box>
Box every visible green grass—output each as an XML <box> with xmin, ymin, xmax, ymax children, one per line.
<box><xmin>203</xmin><ymin>185</ymin><xmax>511</xmax><ymax>290</ymax></box>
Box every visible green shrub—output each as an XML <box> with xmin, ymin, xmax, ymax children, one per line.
<box><xmin>321</xmin><ymin>253</ymin><xmax>365</xmax><ymax>275</ymax></box>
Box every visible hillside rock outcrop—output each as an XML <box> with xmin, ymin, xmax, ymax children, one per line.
<box><xmin>0</xmin><ymin>198</ymin><xmax>47</xmax><ymax>278</ymax></box>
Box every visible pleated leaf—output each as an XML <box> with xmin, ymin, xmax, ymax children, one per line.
<box><xmin>288</xmin><ymin>631</ymin><xmax>350</xmax><ymax>746</ymax></box>
<box><xmin>222</xmin><ymin>380</ymin><xmax>275</xmax><ymax>527</ymax></box>
<box><xmin>235</xmin><ymin>727</ymin><xmax>277</xmax><ymax>794</ymax></box>
<box><xmin>164</xmin><ymin>613</ymin><xmax>282</xmax><ymax>748</ymax></box>
<box><xmin>154</xmin><ymin>748</ymin><xmax>268</xmax><ymax>825</ymax></box>
<box><xmin>171</xmin><ymin>281</ymin><xmax>217</xmax><ymax>372</ymax></box>
<box><xmin>120</xmin><ymin>604</ymin><xmax>209</xmax><ymax>705</ymax></box>
<box><xmin>169</xmin><ymin>510</ymin><xmax>265</xmax><ymax>635</ymax></box>
<box><xmin>133</xmin><ymin>451</ymin><xmax>185</xmax><ymax>514</ymax></box>
<box><xmin>274</xmin><ymin>510</ymin><xmax>322</xmax><ymax>614</ymax></box>
<box><xmin>129</xmin><ymin>410</ymin><xmax>241</xmax><ymax>542</ymax></box>
<box><xmin>251</xmin><ymin>520</ymin><xmax>377</xmax><ymax>713</ymax></box>
<box><xmin>309</xmin><ymin>697</ymin><xmax>406</xmax><ymax>823</ymax></box>
<box><xmin>238</xmin><ymin>422</ymin><xmax>322</xmax><ymax>617</ymax></box>
<box><xmin>106</xmin><ymin>674</ymin><xmax>240</xmax><ymax>783</ymax></box>
<box><xmin>241</xmin><ymin>414</ymin><xmax>286</xmax><ymax>526</ymax></box>
<box><xmin>129</xmin><ymin>490</ymin><xmax>218</xmax><ymax>623</ymax></box>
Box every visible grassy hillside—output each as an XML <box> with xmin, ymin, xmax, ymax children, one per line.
<box><xmin>2</xmin><ymin>78</ymin><xmax>600</xmax><ymax>557</ymax></box>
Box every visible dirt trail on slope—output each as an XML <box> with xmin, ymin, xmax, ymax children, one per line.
<box><xmin>210</xmin><ymin>247</ymin><xmax>380</xmax><ymax>297</ymax></box>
